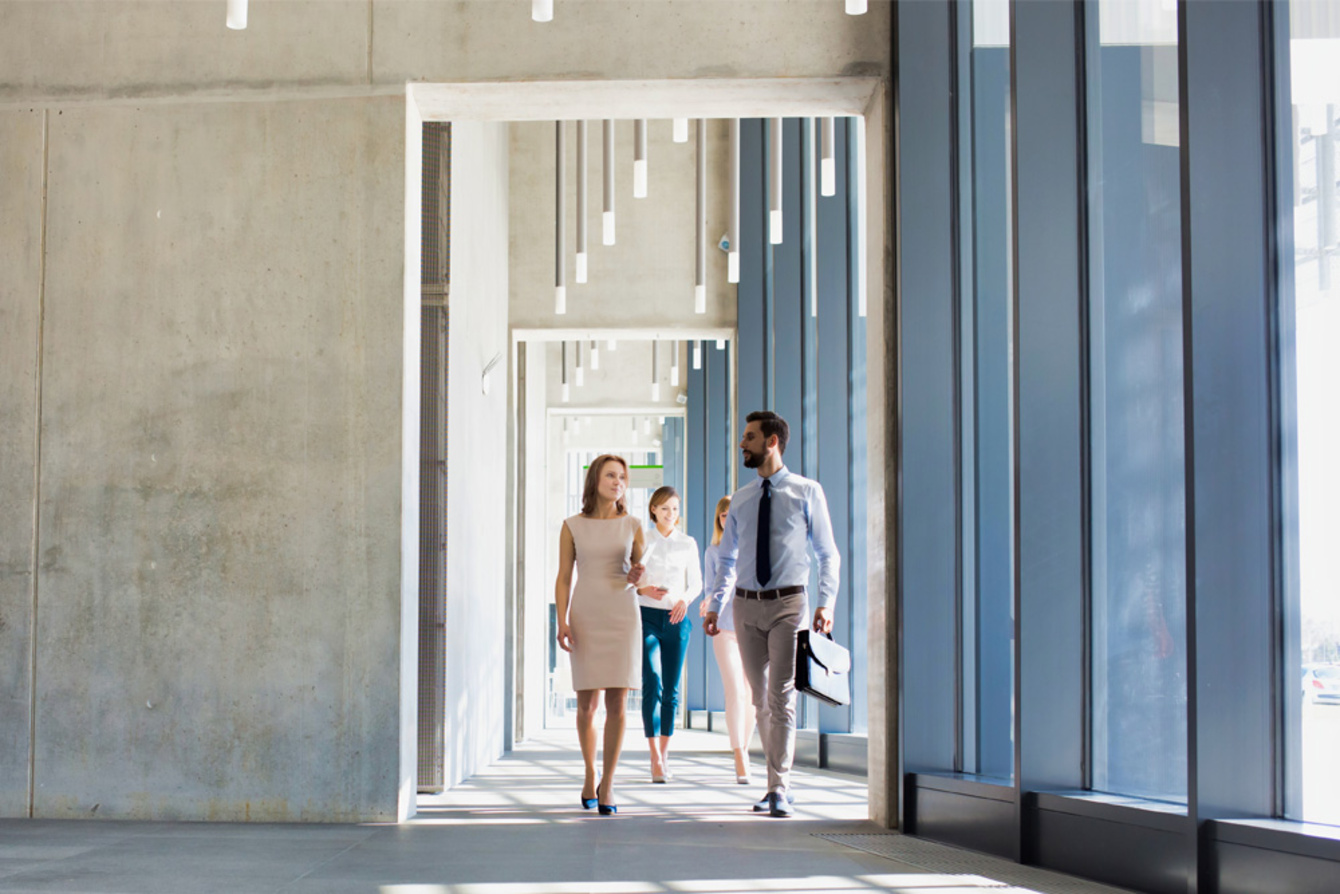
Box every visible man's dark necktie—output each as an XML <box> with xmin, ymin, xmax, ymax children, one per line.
<box><xmin>756</xmin><ymin>478</ymin><xmax>772</xmax><ymax>586</ymax></box>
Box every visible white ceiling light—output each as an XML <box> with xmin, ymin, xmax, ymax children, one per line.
<box><xmin>607</xmin><ymin>339</ymin><xmax>617</xmax><ymax>350</ymax></box>
<box><xmin>670</xmin><ymin>340</ymin><xmax>681</xmax><ymax>387</ymax></box>
<box><xmin>633</xmin><ymin>119</ymin><xmax>648</xmax><ymax>199</ymax></box>
<box><xmin>575</xmin><ymin>340</ymin><xmax>585</xmax><ymax>387</ymax></box>
<box><xmin>643</xmin><ymin>417</ymin><xmax>652</xmax><ymax>435</ymax></box>
<box><xmin>692</xmin><ymin>340</ymin><xmax>703</xmax><ymax>370</ymax></box>
<box><xmin>716</xmin><ymin>338</ymin><xmax>725</xmax><ymax>350</ymax></box>
<box><xmin>673</xmin><ymin>118</ymin><xmax>689</xmax><ymax>143</ymax></box>
<box><xmin>769</xmin><ymin>118</ymin><xmax>783</xmax><ymax>244</ymax></box>
<box><xmin>532</xmin><ymin>0</ymin><xmax>554</xmax><ymax>22</ymax></box>
<box><xmin>226</xmin><ymin>0</ymin><xmax>247</xmax><ymax>29</ymax></box>
<box><xmin>651</xmin><ymin>340</ymin><xmax>661</xmax><ymax>402</ymax></box>
<box><xmin>728</xmin><ymin>118</ymin><xmax>741</xmax><ymax>284</ymax></box>
<box><xmin>561</xmin><ymin>341</ymin><xmax>570</xmax><ymax>402</ymax></box>
<box><xmin>555</xmin><ymin>121</ymin><xmax>567</xmax><ymax>315</ymax></box>
<box><xmin>563</xmin><ymin>417</ymin><xmax>570</xmax><ymax>443</ymax></box>
<box><xmin>695</xmin><ymin>120</ymin><xmax>708</xmax><ymax>314</ymax></box>
<box><xmin>821</xmin><ymin>117</ymin><xmax>837</xmax><ymax>198</ymax></box>
<box><xmin>632</xmin><ymin>417</ymin><xmax>639</xmax><ymax>442</ymax></box>
<box><xmin>603</xmin><ymin>120</ymin><xmax>616</xmax><ymax>245</ymax></box>
<box><xmin>589</xmin><ymin>339</ymin><xmax>600</xmax><ymax>370</ymax></box>
<box><xmin>846</xmin><ymin>0</ymin><xmax>868</xmax><ymax>14</ymax></box>
<box><xmin>576</xmin><ymin>120</ymin><xmax>588</xmax><ymax>284</ymax></box>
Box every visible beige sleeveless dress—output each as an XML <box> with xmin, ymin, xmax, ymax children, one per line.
<box><xmin>564</xmin><ymin>513</ymin><xmax>642</xmax><ymax>691</ymax></box>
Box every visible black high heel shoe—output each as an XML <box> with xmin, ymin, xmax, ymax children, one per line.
<box><xmin>596</xmin><ymin>778</ymin><xmax>617</xmax><ymax>815</ymax></box>
<box><xmin>581</xmin><ymin>795</ymin><xmax>597</xmax><ymax>810</ymax></box>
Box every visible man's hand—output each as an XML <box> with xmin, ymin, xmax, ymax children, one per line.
<box><xmin>703</xmin><ymin>611</ymin><xmax>721</xmax><ymax>637</ymax></box>
<box><xmin>627</xmin><ymin>563</ymin><xmax>646</xmax><ymax>586</ymax></box>
<box><xmin>812</xmin><ymin>606</ymin><xmax>833</xmax><ymax>635</ymax></box>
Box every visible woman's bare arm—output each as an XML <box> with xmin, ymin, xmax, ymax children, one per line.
<box><xmin>554</xmin><ymin>522</ymin><xmax>577</xmax><ymax>651</ymax></box>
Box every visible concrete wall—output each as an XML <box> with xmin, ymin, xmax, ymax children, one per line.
<box><xmin>442</xmin><ymin>120</ymin><xmax>510</xmax><ymax>787</ymax></box>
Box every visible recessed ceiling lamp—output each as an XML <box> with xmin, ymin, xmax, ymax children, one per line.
<box><xmin>670</xmin><ymin>340</ymin><xmax>681</xmax><ymax>387</ymax></box>
<box><xmin>633</xmin><ymin>119</ymin><xmax>648</xmax><ymax>199</ymax></box>
<box><xmin>769</xmin><ymin>118</ymin><xmax>783</xmax><ymax>244</ymax></box>
<box><xmin>226</xmin><ymin>0</ymin><xmax>247</xmax><ymax>29</ymax></box>
<box><xmin>561</xmin><ymin>341</ymin><xmax>570</xmax><ymax>402</ymax></box>
<box><xmin>603</xmin><ymin>120</ymin><xmax>616</xmax><ymax>245</ymax></box>
<box><xmin>555</xmin><ymin>121</ymin><xmax>567</xmax><ymax>315</ymax></box>
<box><xmin>695</xmin><ymin>120</ymin><xmax>707</xmax><ymax>314</ymax></box>
<box><xmin>821</xmin><ymin>117</ymin><xmax>837</xmax><ymax>197</ymax></box>
<box><xmin>673</xmin><ymin>118</ymin><xmax>689</xmax><ymax>143</ymax></box>
<box><xmin>651</xmin><ymin>341</ymin><xmax>661</xmax><ymax>402</ymax></box>
<box><xmin>575</xmin><ymin>340</ymin><xmax>585</xmax><ymax>387</ymax></box>
<box><xmin>728</xmin><ymin>119</ymin><xmax>741</xmax><ymax>284</ymax></box>
<box><xmin>692</xmin><ymin>340</ymin><xmax>703</xmax><ymax>370</ymax></box>
<box><xmin>589</xmin><ymin>339</ymin><xmax>600</xmax><ymax>371</ymax></box>
<box><xmin>532</xmin><ymin>0</ymin><xmax>553</xmax><ymax>22</ymax></box>
<box><xmin>846</xmin><ymin>0</ymin><xmax>868</xmax><ymax>14</ymax></box>
<box><xmin>576</xmin><ymin>120</ymin><xmax>589</xmax><ymax>284</ymax></box>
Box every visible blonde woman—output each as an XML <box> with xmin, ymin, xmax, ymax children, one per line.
<box><xmin>637</xmin><ymin>486</ymin><xmax>703</xmax><ymax>783</ymax></box>
<box><xmin>701</xmin><ymin>495</ymin><xmax>755</xmax><ymax>784</ymax></box>
<box><xmin>555</xmin><ymin>454</ymin><xmax>646</xmax><ymax>815</ymax></box>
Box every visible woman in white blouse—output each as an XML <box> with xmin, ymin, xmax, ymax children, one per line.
<box><xmin>637</xmin><ymin>485</ymin><xmax>702</xmax><ymax>783</ymax></box>
<box><xmin>701</xmin><ymin>494</ymin><xmax>755</xmax><ymax>784</ymax></box>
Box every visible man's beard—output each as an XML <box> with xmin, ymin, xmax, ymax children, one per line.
<box><xmin>742</xmin><ymin>449</ymin><xmax>762</xmax><ymax>469</ymax></box>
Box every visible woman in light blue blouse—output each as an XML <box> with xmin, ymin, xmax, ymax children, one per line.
<box><xmin>701</xmin><ymin>494</ymin><xmax>755</xmax><ymax>784</ymax></box>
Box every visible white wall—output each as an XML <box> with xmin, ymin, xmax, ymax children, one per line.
<box><xmin>443</xmin><ymin>121</ymin><xmax>510</xmax><ymax>787</ymax></box>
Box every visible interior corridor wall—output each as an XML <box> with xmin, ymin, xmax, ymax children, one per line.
<box><xmin>443</xmin><ymin>121</ymin><xmax>510</xmax><ymax>788</ymax></box>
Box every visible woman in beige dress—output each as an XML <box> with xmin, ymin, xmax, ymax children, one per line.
<box><xmin>555</xmin><ymin>454</ymin><xmax>646</xmax><ymax>815</ymax></box>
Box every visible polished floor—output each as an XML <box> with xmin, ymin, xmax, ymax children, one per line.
<box><xmin>0</xmin><ymin>729</ymin><xmax>1133</xmax><ymax>894</ymax></box>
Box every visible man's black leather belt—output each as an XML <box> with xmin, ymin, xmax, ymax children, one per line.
<box><xmin>735</xmin><ymin>585</ymin><xmax>806</xmax><ymax>600</ymax></box>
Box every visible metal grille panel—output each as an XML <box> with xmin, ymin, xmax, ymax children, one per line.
<box><xmin>418</xmin><ymin>123</ymin><xmax>451</xmax><ymax>793</ymax></box>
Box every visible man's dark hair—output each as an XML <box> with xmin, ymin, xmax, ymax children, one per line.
<box><xmin>746</xmin><ymin>410</ymin><xmax>790</xmax><ymax>456</ymax></box>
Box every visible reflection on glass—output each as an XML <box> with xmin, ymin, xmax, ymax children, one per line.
<box><xmin>1287</xmin><ymin>0</ymin><xmax>1340</xmax><ymax>827</ymax></box>
<box><xmin>959</xmin><ymin>0</ymin><xmax>1014</xmax><ymax>780</ymax></box>
<box><xmin>1086</xmin><ymin>0</ymin><xmax>1188</xmax><ymax>802</ymax></box>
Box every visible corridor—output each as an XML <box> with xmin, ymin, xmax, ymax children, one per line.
<box><xmin>0</xmin><ymin>730</ymin><xmax>1131</xmax><ymax>894</ymax></box>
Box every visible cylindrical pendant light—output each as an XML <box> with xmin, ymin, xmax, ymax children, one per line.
<box><xmin>670</xmin><ymin>340</ymin><xmax>680</xmax><ymax>387</ymax></box>
<box><xmin>692</xmin><ymin>340</ymin><xmax>703</xmax><ymax>370</ymax></box>
<box><xmin>561</xmin><ymin>341</ymin><xmax>570</xmax><ymax>402</ymax></box>
<box><xmin>607</xmin><ymin>339</ymin><xmax>617</xmax><ymax>351</ymax></box>
<box><xmin>846</xmin><ymin>0</ymin><xmax>868</xmax><ymax>14</ymax></box>
<box><xmin>643</xmin><ymin>417</ymin><xmax>652</xmax><ymax>435</ymax></box>
<box><xmin>769</xmin><ymin>117</ymin><xmax>783</xmax><ymax>244</ymax></box>
<box><xmin>575</xmin><ymin>340</ymin><xmax>585</xmax><ymax>387</ymax></box>
<box><xmin>555</xmin><ymin>121</ymin><xmax>567</xmax><ymax>315</ymax></box>
<box><xmin>226</xmin><ymin>0</ymin><xmax>247</xmax><ymax>29</ymax></box>
<box><xmin>589</xmin><ymin>339</ymin><xmax>600</xmax><ymax>370</ymax></box>
<box><xmin>563</xmin><ymin>417</ymin><xmax>570</xmax><ymax>443</ymax></box>
<box><xmin>576</xmin><ymin>120</ymin><xmax>588</xmax><ymax>284</ymax></box>
<box><xmin>651</xmin><ymin>340</ymin><xmax>661</xmax><ymax>402</ymax></box>
<box><xmin>673</xmin><ymin>118</ymin><xmax>689</xmax><ymax>143</ymax></box>
<box><xmin>633</xmin><ymin>119</ymin><xmax>648</xmax><ymax>199</ymax></box>
<box><xmin>632</xmin><ymin>417</ymin><xmax>639</xmax><ymax>443</ymax></box>
<box><xmin>695</xmin><ymin>120</ymin><xmax>707</xmax><ymax>314</ymax></box>
<box><xmin>808</xmin><ymin>119</ymin><xmax>819</xmax><ymax>319</ymax></box>
<box><xmin>728</xmin><ymin>118</ymin><xmax>741</xmax><ymax>284</ymax></box>
<box><xmin>821</xmin><ymin>117</ymin><xmax>837</xmax><ymax>197</ymax></box>
<box><xmin>602</xmin><ymin>120</ymin><xmax>616</xmax><ymax>245</ymax></box>
<box><xmin>532</xmin><ymin>0</ymin><xmax>554</xmax><ymax>22</ymax></box>
<box><xmin>716</xmin><ymin>338</ymin><xmax>725</xmax><ymax>350</ymax></box>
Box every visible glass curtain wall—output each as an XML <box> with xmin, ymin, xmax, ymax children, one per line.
<box><xmin>1285</xmin><ymin>0</ymin><xmax>1340</xmax><ymax>827</ymax></box>
<box><xmin>1085</xmin><ymin>0</ymin><xmax>1188</xmax><ymax>802</ymax></box>
<box><xmin>959</xmin><ymin>0</ymin><xmax>1014</xmax><ymax>780</ymax></box>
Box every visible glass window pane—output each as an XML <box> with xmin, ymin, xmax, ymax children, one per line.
<box><xmin>1285</xmin><ymin>0</ymin><xmax>1340</xmax><ymax>827</ymax></box>
<box><xmin>960</xmin><ymin>0</ymin><xmax>1015</xmax><ymax>780</ymax></box>
<box><xmin>1086</xmin><ymin>0</ymin><xmax>1188</xmax><ymax>803</ymax></box>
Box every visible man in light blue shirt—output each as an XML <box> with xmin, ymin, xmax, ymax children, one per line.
<box><xmin>703</xmin><ymin>410</ymin><xmax>840</xmax><ymax>817</ymax></box>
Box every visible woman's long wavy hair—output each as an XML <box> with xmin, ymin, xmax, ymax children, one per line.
<box><xmin>711</xmin><ymin>495</ymin><xmax>732</xmax><ymax>545</ymax></box>
<box><xmin>581</xmin><ymin>454</ymin><xmax>630</xmax><ymax>517</ymax></box>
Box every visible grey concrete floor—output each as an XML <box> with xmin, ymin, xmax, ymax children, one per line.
<box><xmin>0</xmin><ymin>729</ymin><xmax>1129</xmax><ymax>894</ymax></box>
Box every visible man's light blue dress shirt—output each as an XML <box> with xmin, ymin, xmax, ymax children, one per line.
<box><xmin>705</xmin><ymin>466</ymin><xmax>840</xmax><ymax>615</ymax></box>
